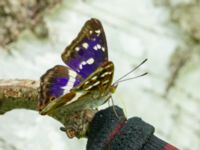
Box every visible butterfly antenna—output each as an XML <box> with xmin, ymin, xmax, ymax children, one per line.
<box><xmin>111</xmin><ymin>96</ymin><xmax>119</xmax><ymax>118</ymax></box>
<box><xmin>115</xmin><ymin>72</ymin><xmax>148</xmax><ymax>84</ymax></box>
<box><xmin>114</xmin><ymin>58</ymin><xmax>148</xmax><ymax>84</ymax></box>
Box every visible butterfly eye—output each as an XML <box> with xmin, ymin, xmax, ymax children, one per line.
<box><xmin>49</xmin><ymin>96</ymin><xmax>56</xmax><ymax>102</ymax></box>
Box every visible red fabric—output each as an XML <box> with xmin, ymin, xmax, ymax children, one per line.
<box><xmin>104</xmin><ymin>120</ymin><xmax>125</xmax><ymax>149</ymax></box>
<box><xmin>164</xmin><ymin>144</ymin><xmax>179</xmax><ymax>150</ymax></box>
<box><xmin>108</xmin><ymin>121</ymin><xmax>125</xmax><ymax>142</ymax></box>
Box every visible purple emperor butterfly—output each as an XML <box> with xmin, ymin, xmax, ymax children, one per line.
<box><xmin>38</xmin><ymin>18</ymin><xmax>118</xmax><ymax>115</ymax></box>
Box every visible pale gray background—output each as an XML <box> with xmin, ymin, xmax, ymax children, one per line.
<box><xmin>0</xmin><ymin>0</ymin><xmax>200</xmax><ymax>150</ymax></box>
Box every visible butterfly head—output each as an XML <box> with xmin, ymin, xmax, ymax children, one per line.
<box><xmin>110</xmin><ymin>83</ymin><xmax>118</xmax><ymax>93</ymax></box>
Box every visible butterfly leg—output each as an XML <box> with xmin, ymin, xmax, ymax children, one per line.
<box><xmin>110</xmin><ymin>96</ymin><xmax>119</xmax><ymax>118</ymax></box>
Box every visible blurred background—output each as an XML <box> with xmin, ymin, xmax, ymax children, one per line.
<box><xmin>0</xmin><ymin>0</ymin><xmax>200</xmax><ymax>149</ymax></box>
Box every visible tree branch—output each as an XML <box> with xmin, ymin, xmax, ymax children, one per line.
<box><xmin>0</xmin><ymin>79</ymin><xmax>96</xmax><ymax>138</ymax></box>
<box><xmin>0</xmin><ymin>80</ymin><xmax>39</xmax><ymax>114</ymax></box>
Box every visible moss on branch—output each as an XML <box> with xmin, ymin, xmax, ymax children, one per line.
<box><xmin>0</xmin><ymin>79</ymin><xmax>96</xmax><ymax>138</ymax></box>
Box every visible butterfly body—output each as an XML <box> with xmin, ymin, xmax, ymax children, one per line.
<box><xmin>68</xmin><ymin>61</ymin><xmax>116</xmax><ymax>112</ymax></box>
<box><xmin>39</xmin><ymin>18</ymin><xmax>117</xmax><ymax>115</ymax></box>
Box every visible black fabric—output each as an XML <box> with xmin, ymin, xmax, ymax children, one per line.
<box><xmin>86</xmin><ymin>106</ymin><xmax>175</xmax><ymax>150</ymax></box>
<box><xmin>86</xmin><ymin>106</ymin><xmax>126</xmax><ymax>150</ymax></box>
<box><xmin>143</xmin><ymin>135</ymin><xmax>166</xmax><ymax>150</ymax></box>
<box><xmin>109</xmin><ymin>117</ymin><xmax>154</xmax><ymax>150</ymax></box>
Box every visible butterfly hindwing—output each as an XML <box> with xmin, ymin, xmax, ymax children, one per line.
<box><xmin>39</xmin><ymin>65</ymin><xmax>83</xmax><ymax>110</ymax></box>
<box><xmin>61</xmin><ymin>18</ymin><xmax>108</xmax><ymax>79</ymax></box>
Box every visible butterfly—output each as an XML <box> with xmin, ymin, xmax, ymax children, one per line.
<box><xmin>38</xmin><ymin>18</ymin><xmax>118</xmax><ymax>115</ymax></box>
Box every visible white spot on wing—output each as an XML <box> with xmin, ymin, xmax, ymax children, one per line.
<box><xmin>95</xmin><ymin>30</ymin><xmax>101</xmax><ymax>35</ymax></box>
<box><xmin>101</xmin><ymin>72</ymin><xmax>112</xmax><ymax>78</ymax></box>
<box><xmin>97</xmin><ymin>44</ymin><xmax>101</xmax><ymax>49</ymax></box>
<box><xmin>79</xmin><ymin>61</ymin><xmax>87</xmax><ymax>69</ymax></box>
<box><xmin>62</xmin><ymin>75</ymin><xmax>77</xmax><ymax>94</ymax></box>
<box><xmin>79</xmin><ymin>58</ymin><xmax>94</xmax><ymax>70</ymax></box>
<box><xmin>69</xmin><ymin>70</ymin><xmax>77</xmax><ymax>77</ymax></box>
<box><xmin>105</xmin><ymin>64</ymin><xmax>113</xmax><ymax>69</ymax></box>
<box><xmin>93</xmin><ymin>81</ymin><xmax>100</xmax><ymax>86</ymax></box>
<box><xmin>94</xmin><ymin>44</ymin><xmax>104</xmax><ymax>51</ymax></box>
<box><xmin>75</xmin><ymin>47</ymin><xmax>80</xmax><ymax>51</ymax></box>
<box><xmin>85</xmin><ymin>81</ymin><xmax>100</xmax><ymax>90</ymax></box>
<box><xmin>84</xmin><ymin>85</ymin><xmax>92</xmax><ymax>90</ymax></box>
<box><xmin>84</xmin><ymin>81</ymin><xmax>89</xmax><ymax>85</ymax></box>
<box><xmin>91</xmin><ymin>76</ymin><xmax>97</xmax><ymax>81</ymax></box>
<box><xmin>102</xmin><ymin>80</ymin><xmax>110</xmax><ymax>84</ymax></box>
<box><xmin>93</xmin><ymin>45</ymin><xmax>98</xmax><ymax>50</ymax></box>
<box><xmin>87</xmin><ymin>58</ymin><xmax>94</xmax><ymax>65</ymax></box>
<box><xmin>82</xmin><ymin>42</ymin><xmax>89</xmax><ymax>49</ymax></box>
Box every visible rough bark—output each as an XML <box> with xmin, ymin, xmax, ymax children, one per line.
<box><xmin>0</xmin><ymin>79</ymin><xmax>96</xmax><ymax>138</ymax></box>
<box><xmin>0</xmin><ymin>0</ymin><xmax>62</xmax><ymax>47</ymax></box>
<box><xmin>0</xmin><ymin>80</ymin><xmax>39</xmax><ymax>114</ymax></box>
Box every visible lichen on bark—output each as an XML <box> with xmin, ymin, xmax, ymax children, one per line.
<box><xmin>0</xmin><ymin>0</ymin><xmax>62</xmax><ymax>48</ymax></box>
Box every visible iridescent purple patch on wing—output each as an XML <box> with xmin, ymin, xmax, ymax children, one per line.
<box><xmin>39</xmin><ymin>65</ymin><xmax>84</xmax><ymax>109</ymax></box>
<box><xmin>62</xmin><ymin>18</ymin><xmax>108</xmax><ymax>79</ymax></box>
<box><xmin>73</xmin><ymin>77</ymin><xmax>81</xmax><ymax>87</ymax></box>
<box><xmin>50</xmin><ymin>77</ymin><xmax>68</xmax><ymax>97</ymax></box>
<box><xmin>67</xmin><ymin>35</ymin><xmax>107</xmax><ymax>79</ymax></box>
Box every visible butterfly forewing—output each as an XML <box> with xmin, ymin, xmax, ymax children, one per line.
<box><xmin>39</xmin><ymin>65</ymin><xmax>83</xmax><ymax>111</ymax></box>
<box><xmin>73</xmin><ymin>61</ymin><xmax>114</xmax><ymax>92</ymax></box>
<box><xmin>61</xmin><ymin>18</ymin><xmax>108</xmax><ymax>79</ymax></box>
